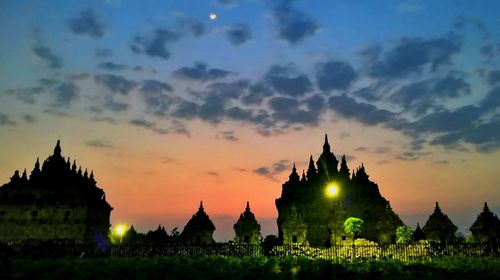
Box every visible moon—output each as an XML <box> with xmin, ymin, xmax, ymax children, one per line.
<box><xmin>210</xmin><ymin>12</ymin><xmax>217</xmax><ymax>21</ymax></box>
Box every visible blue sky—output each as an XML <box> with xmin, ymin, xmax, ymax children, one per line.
<box><xmin>1</xmin><ymin>0</ymin><xmax>500</xmax><ymax>240</ymax></box>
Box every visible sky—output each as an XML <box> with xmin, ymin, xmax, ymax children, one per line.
<box><xmin>1</xmin><ymin>0</ymin><xmax>500</xmax><ymax>241</ymax></box>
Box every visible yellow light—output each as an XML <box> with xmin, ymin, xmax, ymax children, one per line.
<box><xmin>115</xmin><ymin>225</ymin><xmax>126</xmax><ymax>236</ymax></box>
<box><xmin>210</xmin><ymin>12</ymin><xmax>217</xmax><ymax>21</ymax></box>
<box><xmin>326</xmin><ymin>183</ymin><xmax>339</xmax><ymax>198</ymax></box>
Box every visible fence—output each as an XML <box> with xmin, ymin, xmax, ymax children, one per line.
<box><xmin>1</xmin><ymin>242</ymin><xmax>499</xmax><ymax>260</ymax></box>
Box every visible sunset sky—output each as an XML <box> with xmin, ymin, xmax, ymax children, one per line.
<box><xmin>1</xmin><ymin>0</ymin><xmax>499</xmax><ymax>241</ymax></box>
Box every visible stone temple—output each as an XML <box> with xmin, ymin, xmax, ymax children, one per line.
<box><xmin>275</xmin><ymin>134</ymin><xmax>404</xmax><ymax>245</ymax></box>
<box><xmin>0</xmin><ymin>141</ymin><xmax>112</xmax><ymax>242</ymax></box>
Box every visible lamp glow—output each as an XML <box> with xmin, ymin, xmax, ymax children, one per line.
<box><xmin>115</xmin><ymin>225</ymin><xmax>126</xmax><ymax>236</ymax></box>
<box><xmin>326</xmin><ymin>183</ymin><xmax>339</xmax><ymax>198</ymax></box>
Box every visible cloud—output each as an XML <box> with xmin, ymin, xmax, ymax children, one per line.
<box><xmin>91</xmin><ymin>116</ymin><xmax>117</xmax><ymax>124</ymax></box>
<box><xmin>173</xmin><ymin>62</ymin><xmax>233</xmax><ymax>82</ymax></box>
<box><xmin>129</xmin><ymin>118</ymin><xmax>169</xmax><ymax>135</ymax></box>
<box><xmin>254</xmin><ymin>159</ymin><xmax>290</xmax><ymax>181</ymax></box>
<box><xmin>0</xmin><ymin>113</ymin><xmax>16</xmax><ymax>126</ymax></box>
<box><xmin>264</xmin><ymin>65</ymin><xmax>312</xmax><ymax>97</ymax></box>
<box><xmin>316</xmin><ymin>61</ymin><xmax>358</xmax><ymax>91</ymax></box>
<box><xmin>52</xmin><ymin>82</ymin><xmax>79</xmax><ymax>107</ymax></box>
<box><xmin>67</xmin><ymin>9</ymin><xmax>107</xmax><ymax>38</ymax></box>
<box><xmin>358</xmin><ymin>45</ymin><xmax>382</xmax><ymax>63</ymax></box>
<box><xmin>94</xmin><ymin>74</ymin><xmax>138</xmax><ymax>95</ymax></box>
<box><xmin>103</xmin><ymin>99</ymin><xmax>129</xmax><ymax>112</ymax></box>
<box><xmin>388</xmin><ymin>73</ymin><xmax>471</xmax><ymax>114</ymax></box>
<box><xmin>217</xmin><ymin>0</ymin><xmax>236</xmax><ymax>6</ymax></box>
<box><xmin>131</xmin><ymin>28</ymin><xmax>179</xmax><ymax>60</ymax></box>
<box><xmin>479</xmin><ymin>86</ymin><xmax>500</xmax><ymax>112</ymax></box>
<box><xmin>225</xmin><ymin>24</ymin><xmax>252</xmax><ymax>45</ymax></box>
<box><xmin>479</xmin><ymin>70</ymin><xmax>500</xmax><ymax>86</ymax></box>
<box><xmin>5</xmin><ymin>86</ymin><xmax>45</xmax><ymax>104</ymax></box>
<box><xmin>22</xmin><ymin>114</ymin><xmax>37</xmax><ymax>123</ymax></box>
<box><xmin>207</xmin><ymin>171</ymin><xmax>219</xmax><ymax>176</ymax></box>
<box><xmin>31</xmin><ymin>45</ymin><xmax>62</xmax><ymax>69</ymax></box>
<box><xmin>219</xmin><ymin>131</ymin><xmax>238</xmax><ymax>141</ymax></box>
<box><xmin>268</xmin><ymin>96</ymin><xmax>319</xmax><ymax>126</ymax></box>
<box><xmin>86</xmin><ymin>139</ymin><xmax>114</xmax><ymax>149</ymax></box>
<box><xmin>272</xmin><ymin>0</ymin><xmax>320</xmax><ymax>45</ymax></box>
<box><xmin>172</xmin><ymin>101</ymin><xmax>199</xmax><ymax>119</ymax></box>
<box><xmin>329</xmin><ymin>95</ymin><xmax>395</xmax><ymax>126</ymax></box>
<box><xmin>368</xmin><ymin>36</ymin><xmax>461</xmax><ymax>79</ymax></box>
<box><xmin>479</xmin><ymin>44</ymin><xmax>496</xmax><ymax>63</ymax></box>
<box><xmin>95</xmin><ymin>48</ymin><xmax>113</xmax><ymax>58</ymax></box>
<box><xmin>452</xmin><ymin>16</ymin><xmax>490</xmax><ymax>39</ymax></box>
<box><xmin>97</xmin><ymin>62</ymin><xmax>128</xmax><ymax>71</ymax></box>
<box><xmin>139</xmin><ymin>80</ymin><xmax>174</xmax><ymax>116</ymax></box>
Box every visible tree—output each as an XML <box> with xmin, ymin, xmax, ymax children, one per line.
<box><xmin>396</xmin><ymin>225</ymin><xmax>413</xmax><ymax>244</ymax></box>
<box><xmin>344</xmin><ymin>217</ymin><xmax>364</xmax><ymax>243</ymax></box>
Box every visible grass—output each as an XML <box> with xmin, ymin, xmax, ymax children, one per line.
<box><xmin>1</xmin><ymin>256</ymin><xmax>500</xmax><ymax>280</ymax></box>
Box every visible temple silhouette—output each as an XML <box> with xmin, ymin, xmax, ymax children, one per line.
<box><xmin>276</xmin><ymin>134</ymin><xmax>404</xmax><ymax>245</ymax></box>
<box><xmin>233</xmin><ymin>202</ymin><xmax>261</xmax><ymax>244</ymax></box>
<box><xmin>0</xmin><ymin>141</ymin><xmax>112</xmax><ymax>242</ymax></box>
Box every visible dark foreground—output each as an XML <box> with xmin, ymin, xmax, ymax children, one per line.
<box><xmin>2</xmin><ymin>256</ymin><xmax>500</xmax><ymax>280</ymax></box>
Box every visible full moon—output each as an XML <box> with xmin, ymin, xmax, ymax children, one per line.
<box><xmin>210</xmin><ymin>12</ymin><xmax>217</xmax><ymax>21</ymax></box>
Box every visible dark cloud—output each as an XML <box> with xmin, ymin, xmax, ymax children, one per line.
<box><xmin>94</xmin><ymin>74</ymin><xmax>138</xmax><ymax>95</ymax></box>
<box><xmin>479</xmin><ymin>86</ymin><xmax>500</xmax><ymax>112</ymax></box>
<box><xmin>265</xmin><ymin>65</ymin><xmax>312</xmax><ymax>97</ymax></box>
<box><xmin>268</xmin><ymin>96</ymin><xmax>319</xmax><ymax>125</ymax></box>
<box><xmin>86</xmin><ymin>139</ymin><xmax>114</xmax><ymax>149</ymax></box>
<box><xmin>388</xmin><ymin>73</ymin><xmax>470</xmax><ymax>114</ymax></box>
<box><xmin>219</xmin><ymin>131</ymin><xmax>238</xmax><ymax>141</ymax></box>
<box><xmin>91</xmin><ymin>116</ymin><xmax>117</xmax><ymax>124</ymax></box>
<box><xmin>95</xmin><ymin>48</ymin><xmax>113</xmax><ymax>58</ymax></box>
<box><xmin>31</xmin><ymin>45</ymin><xmax>62</xmax><ymax>69</ymax></box>
<box><xmin>43</xmin><ymin>109</ymin><xmax>73</xmax><ymax>117</ymax></box>
<box><xmin>173</xmin><ymin>62</ymin><xmax>233</xmax><ymax>81</ymax></box>
<box><xmin>37</xmin><ymin>78</ymin><xmax>59</xmax><ymax>87</ymax></box>
<box><xmin>22</xmin><ymin>114</ymin><xmax>37</xmax><ymax>123</ymax></box>
<box><xmin>305</xmin><ymin>94</ymin><xmax>326</xmax><ymax>111</ymax></box>
<box><xmin>358</xmin><ymin>45</ymin><xmax>382</xmax><ymax>63</ymax></box>
<box><xmin>240</xmin><ymin>83</ymin><xmax>273</xmax><ymax>105</ymax></box>
<box><xmin>131</xmin><ymin>28</ymin><xmax>179</xmax><ymax>60</ymax></box>
<box><xmin>226</xmin><ymin>24</ymin><xmax>252</xmax><ymax>45</ymax></box>
<box><xmin>139</xmin><ymin>80</ymin><xmax>174</xmax><ymax>116</ymax></box>
<box><xmin>352</xmin><ymin>82</ymin><xmax>396</xmax><ymax>102</ymax></box>
<box><xmin>479</xmin><ymin>70</ymin><xmax>500</xmax><ymax>86</ymax></box>
<box><xmin>479</xmin><ymin>44</ymin><xmax>495</xmax><ymax>63</ymax></box>
<box><xmin>103</xmin><ymin>99</ymin><xmax>129</xmax><ymax>112</ymax></box>
<box><xmin>5</xmin><ymin>86</ymin><xmax>45</xmax><ymax>104</ymax></box>
<box><xmin>329</xmin><ymin>95</ymin><xmax>395</xmax><ymax>126</ymax></box>
<box><xmin>429</xmin><ymin>114</ymin><xmax>500</xmax><ymax>153</ymax></box>
<box><xmin>68</xmin><ymin>9</ymin><xmax>107</xmax><ymax>38</ymax></box>
<box><xmin>207</xmin><ymin>171</ymin><xmax>219</xmax><ymax>176</ymax></box>
<box><xmin>129</xmin><ymin>118</ymin><xmax>168</xmax><ymax>135</ymax></box>
<box><xmin>52</xmin><ymin>82</ymin><xmax>79</xmax><ymax>107</ymax></box>
<box><xmin>0</xmin><ymin>113</ymin><xmax>16</xmax><ymax>126</ymax></box>
<box><xmin>316</xmin><ymin>61</ymin><xmax>358</xmax><ymax>91</ymax></box>
<box><xmin>254</xmin><ymin>159</ymin><xmax>290</xmax><ymax>181</ymax></box>
<box><xmin>172</xmin><ymin>101</ymin><xmax>199</xmax><ymax>120</ymax></box>
<box><xmin>272</xmin><ymin>0</ymin><xmax>320</xmax><ymax>45</ymax></box>
<box><xmin>368</xmin><ymin>37</ymin><xmax>461</xmax><ymax>79</ymax></box>
<box><xmin>97</xmin><ymin>62</ymin><xmax>128</xmax><ymax>71</ymax></box>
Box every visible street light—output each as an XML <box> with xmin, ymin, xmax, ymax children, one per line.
<box><xmin>325</xmin><ymin>182</ymin><xmax>340</xmax><ymax>247</ymax></box>
<box><xmin>115</xmin><ymin>224</ymin><xmax>126</xmax><ymax>244</ymax></box>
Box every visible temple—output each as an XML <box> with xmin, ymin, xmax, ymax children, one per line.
<box><xmin>275</xmin><ymin>134</ymin><xmax>404</xmax><ymax>245</ymax></box>
<box><xmin>469</xmin><ymin>202</ymin><xmax>500</xmax><ymax>243</ymax></box>
<box><xmin>233</xmin><ymin>202</ymin><xmax>261</xmax><ymax>244</ymax></box>
<box><xmin>180</xmin><ymin>201</ymin><xmax>216</xmax><ymax>245</ymax></box>
<box><xmin>422</xmin><ymin>202</ymin><xmax>458</xmax><ymax>243</ymax></box>
<box><xmin>0</xmin><ymin>140</ymin><xmax>112</xmax><ymax>242</ymax></box>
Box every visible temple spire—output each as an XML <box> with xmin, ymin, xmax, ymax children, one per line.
<box><xmin>435</xmin><ymin>201</ymin><xmax>441</xmax><ymax>213</ymax></box>
<box><xmin>483</xmin><ymin>202</ymin><xmax>489</xmax><ymax>212</ymax></box>
<box><xmin>289</xmin><ymin>163</ymin><xmax>300</xmax><ymax>182</ymax></box>
<box><xmin>54</xmin><ymin>140</ymin><xmax>61</xmax><ymax>156</ymax></box>
<box><xmin>323</xmin><ymin>134</ymin><xmax>330</xmax><ymax>153</ymax></box>
<box><xmin>306</xmin><ymin>156</ymin><xmax>316</xmax><ymax>180</ymax></box>
<box><xmin>199</xmin><ymin>201</ymin><xmax>204</xmax><ymax>211</ymax></box>
<box><xmin>246</xmin><ymin>201</ymin><xmax>250</xmax><ymax>212</ymax></box>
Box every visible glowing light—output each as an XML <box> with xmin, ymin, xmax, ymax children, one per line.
<box><xmin>325</xmin><ymin>183</ymin><xmax>339</xmax><ymax>198</ymax></box>
<box><xmin>115</xmin><ymin>224</ymin><xmax>126</xmax><ymax>237</ymax></box>
<box><xmin>210</xmin><ymin>12</ymin><xmax>217</xmax><ymax>21</ymax></box>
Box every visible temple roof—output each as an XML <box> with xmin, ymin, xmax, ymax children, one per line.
<box><xmin>470</xmin><ymin>202</ymin><xmax>500</xmax><ymax>233</ymax></box>
<box><xmin>182</xmin><ymin>201</ymin><xmax>216</xmax><ymax>233</ymax></box>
